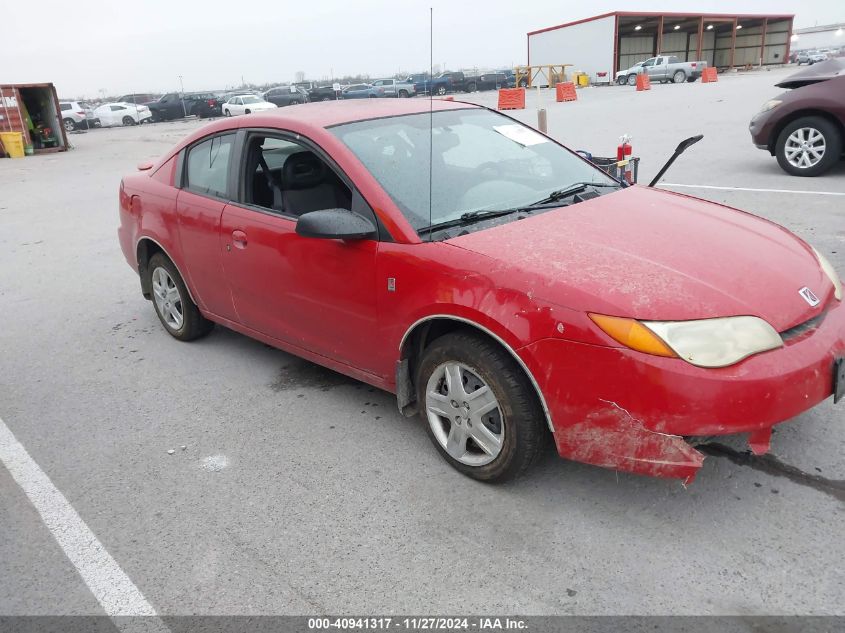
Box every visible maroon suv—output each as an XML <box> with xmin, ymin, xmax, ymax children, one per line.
<box><xmin>749</xmin><ymin>59</ymin><xmax>845</xmax><ymax>176</ymax></box>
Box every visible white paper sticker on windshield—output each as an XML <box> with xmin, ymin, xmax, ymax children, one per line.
<box><xmin>493</xmin><ymin>124</ymin><xmax>549</xmax><ymax>147</ymax></box>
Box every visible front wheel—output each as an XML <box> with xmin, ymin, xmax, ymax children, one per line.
<box><xmin>775</xmin><ymin>116</ymin><xmax>842</xmax><ymax>177</ymax></box>
<box><xmin>416</xmin><ymin>332</ymin><xmax>546</xmax><ymax>482</ymax></box>
<box><xmin>465</xmin><ymin>82</ymin><xmax>477</xmax><ymax>92</ymax></box>
<box><xmin>224</xmin><ymin>109</ymin><xmax>231</xmax><ymax>116</ymax></box>
<box><xmin>626</xmin><ymin>74</ymin><xmax>637</xmax><ymax>86</ymax></box>
<box><xmin>436</xmin><ymin>86</ymin><xmax>447</xmax><ymax>96</ymax></box>
<box><xmin>148</xmin><ymin>253</ymin><xmax>214</xmax><ymax>341</ymax></box>
<box><xmin>672</xmin><ymin>70</ymin><xmax>686</xmax><ymax>84</ymax></box>
<box><xmin>616</xmin><ymin>76</ymin><xmax>626</xmax><ymax>85</ymax></box>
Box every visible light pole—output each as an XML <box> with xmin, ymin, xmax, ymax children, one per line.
<box><xmin>178</xmin><ymin>75</ymin><xmax>187</xmax><ymax>118</ymax></box>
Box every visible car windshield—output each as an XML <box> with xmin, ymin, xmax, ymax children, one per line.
<box><xmin>241</xmin><ymin>96</ymin><xmax>261</xmax><ymax>104</ymax></box>
<box><xmin>330</xmin><ymin>108</ymin><xmax>618</xmax><ymax>235</ymax></box>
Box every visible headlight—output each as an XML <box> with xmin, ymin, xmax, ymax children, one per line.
<box><xmin>589</xmin><ymin>314</ymin><xmax>782</xmax><ymax>368</ymax></box>
<box><xmin>759</xmin><ymin>99</ymin><xmax>782</xmax><ymax>113</ymax></box>
<box><xmin>812</xmin><ymin>247</ymin><xmax>842</xmax><ymax>301</ymax></box>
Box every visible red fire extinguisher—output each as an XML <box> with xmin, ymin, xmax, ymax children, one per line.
<box><xmin>617</xmin><ymin>134</ymin><xmax>633</xmax><ymax>184</ymax></box>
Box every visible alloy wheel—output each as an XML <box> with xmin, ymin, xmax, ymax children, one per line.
<box><xmin>785</xmin><ymin>127</ymin><xmax>826</xmax><ymax>169</ymax></box>
<box><xmin>425</xmin><ymin>361</ymin><xmax>504</xmax><ymax>466</ymax></box>
<box><xmin>151</xmin><ymin>267</ymin><xmax>184</xmax><ymax>331</ymax></box>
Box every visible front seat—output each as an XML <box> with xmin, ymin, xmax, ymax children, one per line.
<box><xmin>281</xmin><ymin>151</ymin><xmax>345</xmax><ymax>216</ymax></box>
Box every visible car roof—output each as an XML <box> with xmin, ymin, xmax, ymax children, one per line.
<box><xmin>777</xmin><ymin>58</ymin><xmax>845</xmax><ymax>88</ymax></box>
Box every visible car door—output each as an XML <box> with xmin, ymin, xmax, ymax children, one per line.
<box><xmin>642</xmin><ymin>58</ymin><xmax>658</xmax><ymax>78</ymax></box>
<box><xmin>175</xmin><ymin>132</ymin><xmax>239</xmax><ymax>321</ymax></box>
<box><xmin>218</xmin><ymin>131</ymin><xmax>381</xmax><ymax>371</ymax></box>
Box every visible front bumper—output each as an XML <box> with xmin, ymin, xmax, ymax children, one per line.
<box><xmin>520</xmin><ymin>299</ymin><xmax>845</xmax><ymax>482</ymax></box>
<box><xmin>749</xmin><ymin>109</ymin><xmax>777</xmax><ymax>153</ymax></box>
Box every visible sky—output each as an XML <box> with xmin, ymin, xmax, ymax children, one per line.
<box><xmin>1</xmin><ymin>0</ymin><xmax>842</xmax><ymax>98</ymax></box>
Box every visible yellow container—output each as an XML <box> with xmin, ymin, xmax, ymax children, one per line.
<box><xmin>0</xmin><ymin>131</ymin><xmax>25</xmax><ymax>158</ymax></box>
<box><xmin>577</xmin><ymin>73</ymin><xmax>591</xmax><ymax>87</ymax></box>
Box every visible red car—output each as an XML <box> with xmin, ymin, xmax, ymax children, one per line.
<box><xmin>118</xmin><ymin>100</ymin><xmax>845</xmax><ymax>484</ymax></box>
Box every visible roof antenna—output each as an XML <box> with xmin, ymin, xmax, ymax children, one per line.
<box><xmin>428</xmin><ymin>6</ymin><xmax>434</xmax><ymax>241</ymax></box>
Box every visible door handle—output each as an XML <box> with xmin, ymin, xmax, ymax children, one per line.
<box><xmin>231</xmin><ymin>230</ymin><xmax>248</xmax><ymax>249</ymax></box>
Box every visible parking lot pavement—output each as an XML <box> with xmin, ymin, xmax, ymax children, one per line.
<box><xmin>1</xmin><ymin>69</ymin><xmax>844</xmax><ymax>617</ymax></box>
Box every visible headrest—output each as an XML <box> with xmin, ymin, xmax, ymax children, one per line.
<box><xmin>283</xmin><ymin>151</ymin><xmax>326</xmax><ymax>189</ymax></box>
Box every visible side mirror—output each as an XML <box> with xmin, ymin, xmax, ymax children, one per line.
<box><xmin>295</xmin><ymin>208</ymin><xmax>377</xmax><ymax>240</ymax></box>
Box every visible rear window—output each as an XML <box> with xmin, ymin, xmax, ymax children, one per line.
<box><xmin>185</xmin><ymin>134</ymin><xmax>234</xmax><ymax>198</ymax></box>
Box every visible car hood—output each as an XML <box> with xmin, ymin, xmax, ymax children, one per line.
<box><xmin>777</xmin><ymin>58</ymin><xmax>845</xmax><ymax>88</ymax></box>
<box><xmin>446</xmin><ymin>186</ymin><xmax>830</xmax><ymax>331</ymax></box>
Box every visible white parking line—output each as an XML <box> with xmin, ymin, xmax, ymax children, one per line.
<box><xmin>661</xmin><ymin>183</ymin><xmax>845</xmax><ymax>196</ymax></box>
<box><xmin>0</xmin><ymin>415</ymin><xmax>166</xmax><ymax>624</ymax></box>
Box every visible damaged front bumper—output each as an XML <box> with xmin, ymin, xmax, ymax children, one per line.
<box><xmin>520</xmin><ymin>300</ymin><xmax>845</xmax><ymax>483</ymax></box>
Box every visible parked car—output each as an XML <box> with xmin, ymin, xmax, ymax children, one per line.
<box><xmin>94</xmin><ymin>102</ymin><xmax>153</xmax><ymax>126</ymax></box>
<box><xmin>464</xmin><ymin>72</ymin><xmax>515</xmax><ymax>92</ymax></box>
<box><xmin>117</xmin><ymin>93</ymin><xmax>160</xmax><ymax>105</ymax></box>
<box><xmin>222</xmin><ymin>94</ymin><xmax>278</xmax><ymax>116</ymax></box>
<box><xmin>615</xmin><ymin>55</ymin><xmax>706</xmax><ymax>85</ymax></box>
<box><xmin>263</xmin><ymin>85</ymin><xmax>310</xmax><ymax>107</ymax></box>
<box><xmin>749</xmin><ymin>58</ymin><xmax>845</xmax><ymax>176</ymax></box>
<box><xmin>147</xmin><ymin>92</ymin><xmax>221</xmax><ymax>121</ymax></box>
<box><xmin>118</xmin><ymin>100</ymin><xmax>844</xmax><ymax>485</ymax></box>
<box><xmin>371</xmin><ymin>78</ymin><xmax>416</xmax><ymax>98</ymax></box>
<box><xmin>59</xmin><ymin>101</ymin><xmax>89</xmax><ymax>131</ymax></box>
<box><xmin>796</xmin><ymin>51</ymin><xmax>828</xmax><ymax>65</ymax></box>
<box><xmin>294</xmin><ymin>82</ymin><xmax>339</xmax><ymax>101</ymax></box>
<box><xmin>408</xmin><ymin>71</ymin><xmax>467</xmax><ymax>95</ymax></box>
<box><xmin>340</xmin><ymin>84</ymin><xmax>384</xmax><ymax>99</ymax></box>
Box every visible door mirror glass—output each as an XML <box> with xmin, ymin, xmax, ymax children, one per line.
<box><xmin>296</xmin><ymin>209</ymin><xmax>377</xmax><ymax>240</ymax></box>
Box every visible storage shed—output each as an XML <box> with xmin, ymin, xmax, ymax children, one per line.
<box><xmin>0</xmin><ymin>83</ymin><xmax>69</xmax><ymax>156</ymax></box>
<box><xmin>527</xmin><ymin>12</ymin><xmax>795</xmax><ymax>79</ymax></box>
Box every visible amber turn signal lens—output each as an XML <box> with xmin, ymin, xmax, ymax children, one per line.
<box><xmin>588</xmin><ymin>314</ymin><xmax>678</xmax><ymax>358</ymax></box>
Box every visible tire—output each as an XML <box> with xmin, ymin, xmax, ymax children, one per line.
<box><xmin>321</xmin><ymin>96</ymin><xmax>332</xmax><ymax>101</ymax></box>
<box><xmin>148</xmin><ymin>253</ymin><xmax>213</xmax><ymax>341</ymax></box>
<box><xmin>466</xmin><ymin>82</ymin><xmax>477</xmax><ymax>92</ymax></box>
<box><xmin>436</xmin><ymin>86</ymin><xmax>447</xmax><ymax>96</ymax></box>
<box><xmin>224</xmin><ymin>109</ymin><xmax>231</xmax><ymax>116</ymax></box>
<box><xmin>416</xmin><ymin>331</ymin><xmax>546</xmax><ymax>482</ymax></box>
<box><xmin>518</xmin><ymin>79</ymin><xmax>528</xmax><ymax>88</ymax></box>
<box><xmin>687</xmin><ymin>76</ymin><xmax>696</xmax><ymax>83</ymax></box>
<box><xmin>626</xmin><ymin>74</ymin><xmax>638</xmax><ymax>86</ymax></box>
<box><xmin>244</xmin><ymin>109</ymin><xmax>251</xmax><ymax>114</ymax></box>
<box><xmin>398</xmin><ymin>90</ymin><xmax>409</xmax><ymax>98</ymax></box>
<box><xmin>122</xmin><ymin>116</ymin><xmax>135</xmax><ymax>126</ymax></box>
<box><xmin>616</xmin><ymin>76</ymin><xmax>626</xmax><ymax>86</ymax></box>
<box><xmin>672</xmin><ymin>70</ymin><xmax>686</xmax><ymax>84</ymax></box>
<box><xmin>63</xmin><ymin>118</ymin><xmax>77</xmax><ymax>132</ymax></box>
<box><xmin>775</xmin><ymin>116</ymin><xmax>842</xmax><ymax>177</ymax></box>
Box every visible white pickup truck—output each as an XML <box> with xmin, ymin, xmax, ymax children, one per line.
<box><xmin>615</xmin><ymin>55</ymin><xmax>707</xmax><ymax>86</ymax></box>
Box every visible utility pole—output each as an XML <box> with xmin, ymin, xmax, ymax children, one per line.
<box><xmin>178</xmin><ymin>75</ymin><xmax>187</xmax><ymax>118</ymax></box>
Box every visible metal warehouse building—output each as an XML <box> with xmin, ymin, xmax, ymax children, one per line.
<box><xmin>792</xmin><ymin>23</ymin><xmax>845</xmax><ymax>52</ymax></box>
<box><xmin>527</xmin><ymin>11</ymin><xmax>795</xmax><ymax>79</ymax></box>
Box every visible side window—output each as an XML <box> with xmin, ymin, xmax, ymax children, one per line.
<box><xmin>61</xmin><ymin>103</ymin><xmax>71</xmax><ymax>111</ymax></box>
<box><xmin>643</xmin><ymin>58</ymin><xmax>655</xmax><ymax>67</ymax></box>
<box><xmin>242</xmin><ymin>134</ymin><xmax>353</xmax><ymax>218</ymax></box>
<box><xmin>186</xmin><ymin>134</ymin><xmax>235</xmax><ymax>198</ymax></box>
<box><xmin>110</xmin><ymin>105</ymin><xmax>124</xmax><ymax>111</ymax></box>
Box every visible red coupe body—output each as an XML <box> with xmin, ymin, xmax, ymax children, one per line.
<box><xmin>118</xmin><ymin>99</ymin><xmax>844</xmax><ymax>483</ymax></box>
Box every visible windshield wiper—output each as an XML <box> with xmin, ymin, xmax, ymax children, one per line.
<box><xmin>418</xmin><ymin>208</ymin><xmax>529</xmax><ymax>235</ymax></box>
<box><xmin>530</xmin><ymin>181</ymin><xmax>620</xmax><ymax>206</ymax></box>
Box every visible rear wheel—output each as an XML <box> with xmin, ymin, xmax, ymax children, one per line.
<box><xmin>616</xmin><ymin>76</ymin><xmax>626</xmax><ymax>85</ymax></box>
<box><xmin>63</xmin><ymin>118</ymin><xmax>77</xmax><ymax>132</ymax></box>
<box><xmin>244</xmin><ymin>109</ymin><xmax>251</xmax><ymax>114</ymax></box>
<box><xmin>224</xmin><ymin>109</ymin><xmax>231</xmax><ymax>116</ymax></box>
<box><xmin>398</xmin><ymin>90</ymin><xmax>409</xmax><ymax>98</ymax></box>
<box><xmin>775</xmin><ymin>116</ymin><xmax>842</xmax><ymax>177</ymax></box>
<box><xmin>416</xmin><ymin>332</ymin><xmax>546</xmax><ymax>482</ymax></box>
<box><xmin>122</xmin><ymin>116</ymin><xmax>135</xmax><ymax>126</ymax></box>
<box><xmin>436</xmin><ymin>86</ymin><xmax>447</xmax><ymax>95</ymax></box>
<box><xmin>466</xmin><ymin>82</ymin><xmax>477</xmax><ymax>92</ymax></box>
<box><xmin>148</xmin><ymin>253</ymin><xmax>213</xmax><ymax>341</ymax></box>
<box><xmin>626</xmin><ymin>74</ymin><xmax>637</xmax><ymax>86</ymax></box>
<box><xmin>672</xmin><ymin>70</ymin><xmax>686</xmax><ymax>84</ymax></box>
